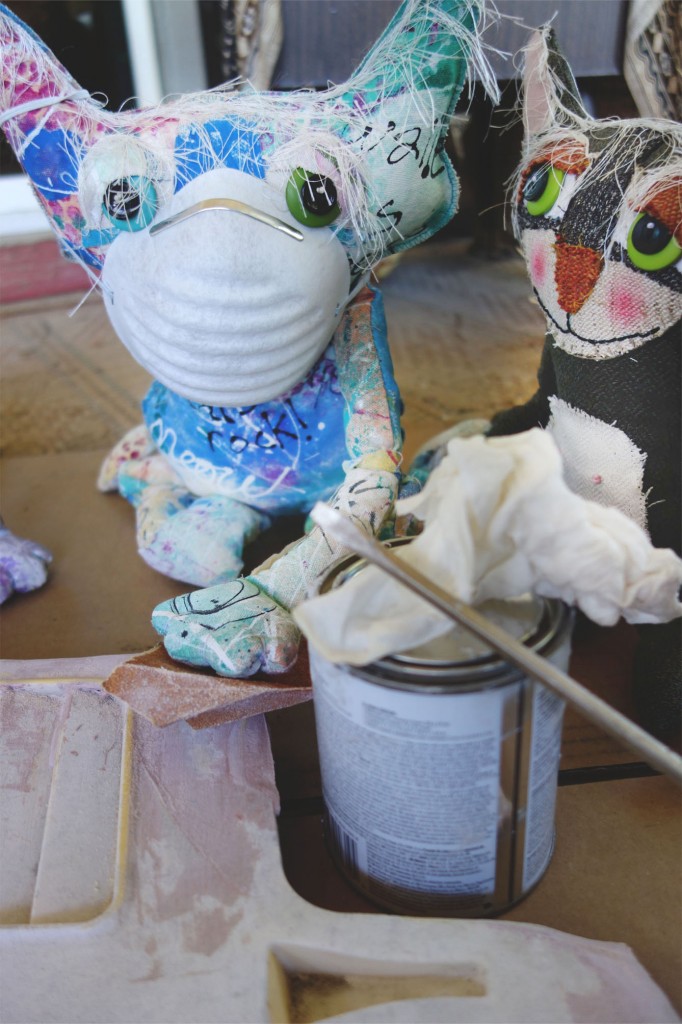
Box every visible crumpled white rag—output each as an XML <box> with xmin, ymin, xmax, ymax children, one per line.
<box><xmin>293</xmin><ymin>429</ymin><xmax>682</xmax><ymax>665</ymax></box>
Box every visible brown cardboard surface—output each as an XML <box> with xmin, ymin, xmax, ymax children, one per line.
<box><xmin>0</xmin><ymin>450</ymin><xmax>309</xmax><ymax>663</ymax></box>
<box><xmin>277</xmin><ymin>775</ymin><xmax>682</xmax><ymax>1015</ymax></box>
<box><xmin>560</xmin><ymin>617</ymin><xmax>640</xmax><ymax>772</ymax></box>
<box><xmin>504</xmin><ymin>776</ymin><xmax>682</xmax><ymax>1013</ymax></box>
<box><xmin>0</xmin><ymin>451</ymin><xmax>185</xmax><ymax>659</ymax></box>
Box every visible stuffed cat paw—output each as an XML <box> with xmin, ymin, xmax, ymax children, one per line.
<box><xmin>101</xmin><ymin>436</ymin><xmax>270</xmax><ymax>586</ymax></box>
<box><xmin>0</xmin><ymin>520</ymin><xmax>52</xmax><ymax>603</ymax></box>
<box><xmin>152</xmin><ymin>577</ymin><xmax>300</xmax><ymax>675</ymax></box>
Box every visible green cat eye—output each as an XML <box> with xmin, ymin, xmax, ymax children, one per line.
<box><xmin>523</xmin><ymin>165</ymin><xmax>566</xmax><ymax>217</ymax></box>
<box><xmin>285</xmin><ymin>168</ymin><xmax>341</xmax><ymax>227</ymax></box>
<box><xmin>627</xmin><ymin>212</ymin><xmax>681</xmax><ymax>271</ymax></box>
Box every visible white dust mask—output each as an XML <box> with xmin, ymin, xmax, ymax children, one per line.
<box><xmin>101</xmin><ymin>167</ymin><xmax>351</xmax><ymax>406</ymax></box>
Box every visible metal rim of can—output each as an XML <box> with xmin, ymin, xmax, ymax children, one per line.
<box><xmin>317</xmin><ymin>537</ymin><xmax>573</xmax><ymax>694</ymax></box>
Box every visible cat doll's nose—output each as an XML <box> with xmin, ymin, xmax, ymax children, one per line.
<box><xmin>554</xmin><ymin>240</ymin><xmax>604</xmax><ymax>314</ymax></box>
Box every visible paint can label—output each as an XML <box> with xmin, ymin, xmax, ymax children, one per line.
<box><xmin>310</xmin><ymin>635</ymin><xmax>567</xmax><ymax>915</ymax></box>
<box><xmin>522</xmin><ymin>683</ymin><xmax>565</xmax><ymax>891</ymax></box>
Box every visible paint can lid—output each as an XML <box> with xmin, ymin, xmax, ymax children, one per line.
<box><xmin>391</xmin><ymin>594</ymin><xmax>543</xmax><ymax>664</ymax></box>
<box><xmin>320</xmin><ymin>539</ymin><xmax>571</xmax><ymax>691</ymax></box>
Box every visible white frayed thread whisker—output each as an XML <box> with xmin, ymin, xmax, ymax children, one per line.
<box><xmin>67</xmin><ymin>273</ymin><xmax>102</xmax><ymax>316</ymax></box>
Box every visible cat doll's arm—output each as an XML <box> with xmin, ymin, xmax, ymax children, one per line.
<box><xmin>487</xmin><ymin>335</ymin><xmax>556</xmax><ymax>437</ymax></box>
<box><xmin>252</xmin><ymin>284</ymin><xmax>402</xmax><ymax>604</ymax></box>
<box><xmin>152</xmin><ymin>285</ymin><xmax>404</xmax><ymax>676</ymax></box>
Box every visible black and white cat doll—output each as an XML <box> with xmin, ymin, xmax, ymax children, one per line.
<box><xmin>487</xmin><ymin>29</ymin><xmax>681</xmax><ymax>739</ymax></box>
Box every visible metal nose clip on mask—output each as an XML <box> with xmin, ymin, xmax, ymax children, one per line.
<box><xmin>149</xmin><ymin>198</ymin><xmax>304</xmax><ymax>242</ymax></box>
<box><xmin>100</xmin><ymin>166</ymin><xmax>353</xmax><ymax>407</ymax></box>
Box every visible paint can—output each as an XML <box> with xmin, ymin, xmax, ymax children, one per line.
<box><xmin>309</xmin><ymin>545</ymin><xmax>574</xmax><ymax>917</ymax></box>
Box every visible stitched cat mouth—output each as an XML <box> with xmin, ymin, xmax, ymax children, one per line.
<box><xmin>534</xmin><ymin>290</ymin><xmax>660</xmax><ymax>344</ymax></box>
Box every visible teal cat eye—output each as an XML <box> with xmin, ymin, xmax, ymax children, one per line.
<box><xmin>102</xmin><ymin>176</ymin><xmax>158</xmax><ymax>232</ymax></box>
<box><xmin>627</xmin><ymin>212</ymin><xmax>681</xmax><ymax>271</ymax></box>
<box><xmin>285</xmin><ymin>168</ymin><xmax>341</xmax><ymax>227</ymax></box>
<box><xmin>523</xmin><ymin>165</ymin><xmax>566</xmax><ymax>217</ymax></box>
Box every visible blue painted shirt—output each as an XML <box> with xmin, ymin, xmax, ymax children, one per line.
<box><xmin>142</xmin><ymin>344</ymin><xmax>349</xmax><ymax>514</ymax></box>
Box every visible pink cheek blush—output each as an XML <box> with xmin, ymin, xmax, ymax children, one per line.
<box><xmin>608</xmin><ymin>284</ymin><xmax>646</xmax><ymax>328</ymax></box>
<box><xmin>527</xmin><ymin>239</ymin><xmax>549</xmax><ymax>289</ymax></box>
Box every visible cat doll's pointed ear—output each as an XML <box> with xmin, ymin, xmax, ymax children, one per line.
<box><xmin>0</xmin><ymin>4</ymin><xmax>110</xmax><ymax>159</ymax></box>
<box><xmin>336</xmin><ymin>0</ymin><xmax>498</xmax><ymax>255</ymax></box>
<box><xmin>522</xmin><ymin>27</ymin><xmax>588</xmax><ymax>137</ymax></box>
<box><xmin>0</xmin><ymin>3</ymin><xmax>117</xmax><ymax>264</ymax></box>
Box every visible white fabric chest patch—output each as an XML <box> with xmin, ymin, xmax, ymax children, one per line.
<box><xmin>547</xmin><ymin>396</ymin><xmax>648</xmax><ymax>532</ymax></box>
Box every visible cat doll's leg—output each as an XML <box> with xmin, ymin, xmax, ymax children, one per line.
<box><xmin>134</xmin><ymin>489</ymin><xmax>270</xmax><ymax>586</ymax></box>
<box><xmin>100</xmin><ymin>440</ymin><xmax>269</xmax><ymax>586</ymax></box>
<box><xmin>97</xmin><ymin>423</ymin><xmax>158</xmax><ymax>492</ymax></box>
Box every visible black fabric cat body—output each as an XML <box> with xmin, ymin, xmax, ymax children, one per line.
<box><xmin>490</xmin><ymin>323</ymin><xmax>681</xmax><ymax>559</ymax></box>
<box><xmin>488</xmin><ymin>29</ymin><xmax>682</xmax><ymax>737</ymax></box>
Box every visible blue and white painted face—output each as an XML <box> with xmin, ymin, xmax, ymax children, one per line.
<box><xmin>95</xmin><ymin>120</ymin><xmax>356</xmax><ymax>406</ymax></box>
<box><xmin>1</xmin><ymin>0</ymin><xmax>494</xmax><ymax>405</ymax></box>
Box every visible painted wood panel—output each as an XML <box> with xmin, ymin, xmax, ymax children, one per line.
<box><xmin>0</xmin><ymin>685</ymin><xmax>127</xmax><ymax>925</ymax></box>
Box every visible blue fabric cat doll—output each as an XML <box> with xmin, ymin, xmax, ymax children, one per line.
<box><xmin>0</xmin><ymin>0</ymin><xmax>497</xmax><ymax>677</ymax></box>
